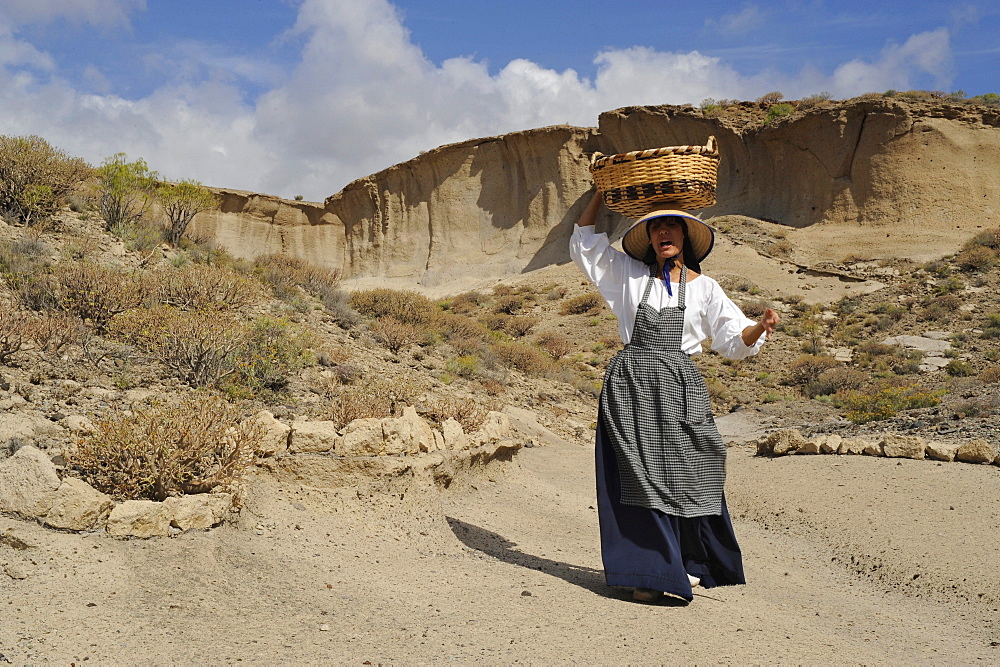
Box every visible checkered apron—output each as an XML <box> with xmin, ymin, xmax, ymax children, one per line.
<box><xmin>598</xmin><ymin>265</ymin><xmax>727</xmax><ymax>517</ymax></box>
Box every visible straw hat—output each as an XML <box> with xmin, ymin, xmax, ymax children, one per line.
<box><xmin>622</xmin><ymin>209</ymin><xmax>715</xmax><ymax>264</ymax></box>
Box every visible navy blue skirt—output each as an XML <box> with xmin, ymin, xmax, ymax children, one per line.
<box><xmin>596</xmin><ymin>419</ymin><xmax>745</xmax><ymax>601</ymax></box>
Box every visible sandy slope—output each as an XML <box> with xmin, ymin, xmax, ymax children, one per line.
<box><xmin>3</xmin><ymin>416</ymin><xmax>998</xmax><ymax>664</ymax></box>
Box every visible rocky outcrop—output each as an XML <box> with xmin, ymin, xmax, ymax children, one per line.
<box><xmin>753</xmin><ymin>430</ymin><xmax>1000</xmax><ymax>467</ymax></box>
<box><xmin>188</xmin><ymin>99</ymin><xmax>1000</xmax><ymax>289</ymax></box>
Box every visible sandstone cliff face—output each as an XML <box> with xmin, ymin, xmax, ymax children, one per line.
<box><xmin>189</xmin><ymin>99</ymin><xmax>1000</xmax><ymax>288</ymax></box>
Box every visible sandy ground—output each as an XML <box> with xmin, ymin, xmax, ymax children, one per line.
<box><xmin>3</xmin><ymin>411</ymin><xmax>998</xmax><ymax>664</ymax></box>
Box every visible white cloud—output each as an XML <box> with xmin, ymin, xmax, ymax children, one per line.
<box><xmin>0</xmin><ymin>0</ymin><xmax>961</xmax><ymax>201</ymax></box>
<box><xmin>706</xmin><ymin>4</ymin><xmax>766</xmax><ymax>35</ymax></box>
<box><xmin>0</xmin><ymin>0</ymin><xmax>145</xmax><ymax>28</ymax></box>
<box><xmin>829</xmin><ymin>28</ymin><xmax>954</xmax><ymax>95</ymax></box>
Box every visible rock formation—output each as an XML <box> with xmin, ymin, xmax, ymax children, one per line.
<box><xmin>188</xmin><ymin>98</ymin><xmax>1000</xmax><ymax>289</ymax></box>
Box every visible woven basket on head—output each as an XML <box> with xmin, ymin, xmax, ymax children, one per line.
<box><xmin>589</xmin><ymin>136</ymin><xmax>720</xmax><ymax>218</ymax></box>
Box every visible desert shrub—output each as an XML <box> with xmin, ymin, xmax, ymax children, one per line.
<box><xmin>933</xmin><ymin>276</ymin><xmax>965</xmax><ymax>295</ymax></box>
<box><xmin>110</xmin><ymin>308</ymin><xmax>312</xmax><ymax>391</ymax></box>
<box><xmin>756</xmin><ymin>91</ymin><xmax>784</xmax><ymax>104</ymax></box>
<box><xmin>536</xmin><ymin>332</ymin><xmax>572</xmax><ymax>359</ymax></box>
<box><xmin>546</xmin><ymin>287</ymin><xmax>566</xmax><ymax>301</ymax></box>
<box><xmin>804</xmin><ymin>366</ymin><xmax>868</xmax><ymax>398</ymax></box>
<box><xmin>768</xmin><ymin>239</ymin><xmax>793</xmax><ymax>257</ymax></box>
<box><xmin>0</xmin><ymin>309</ymin><xmax>35</xmax><ymax>363</ymax></box>
<box><xmin>157</xmin><ymin>179</ymin><xmax>220</xmax><ymax>246</ymax></box>
<box><xmin>449</xmin><ymin>291</ymin><xmax>483</xmax><ymax>314</ymax></box>
<box><xmin>350</xmin><ymin>288</ymin><xmax>438</xmax><ymax>325</ymax></box>
<box><xmin>836</xmin><ymin>383</ymin><xmax>944</xmax><ymax>424</ymax></box>
<box><xmin>954</xmin><ymin>245</ymin><xmax>996</xmax><ymax>273</ymax></box>
<box><xmin>479</xmin><ymin>379</ymin><xmax>505</xmax><ymax>396</ymax></box>
<box><xmin>96</xmin><ymin>153</ymin><xmax>158</xmax><ymax>234</ymax></box>
<box><xmin>252</xmin><ymin>254</ymin><xmax>341</xmax><ymax>301</ymax></box>
<box><xmin>492</xmin><ymin>284</ymin><xmax>514</xmax><ymax>297</ymax></box>
<box><xmin>109</xmin><ymin>307</ymin><xmax>247</xmax><ymax>387</ymax></box>
<box><xmin>919</xmin><ymin>293</ymin><xmax>962</xmax><ymax>321</ymax></box>
<box><xmin>786</xmin><ymin>354</ymin><xmax>839</xmax><ymax>386</ymax></box>
<box><xmin>945</xmin><ymin>359</ymin><xmax>975</xmax><ymax>377</ymax></box>
<box><xmin>560</xmin><ymin>293</ymin><xmax>603</xmax><ymax>316</ymax></box>
<box><xmin>0</xmin><ymin>135</ymin><xmax>91</xmax><ymax>225</ymax></box>
<box><xmin>327</xmin><ymin>377</ymin><xmax>420</xmax><ymax>428</ymax></box>
<box><xmin>40</xmin><ymin>263</ymin><xmax>149</xmax><ymax>330</ymax></box>
<box><xmin>765</xmin><ymin>103</ymin><xmax>795</xmax><ymax>124</ymax></box>
<box><xmin>369</xmin><ymin>316</ymin><xmax>422</xmax><ymax>354</ymax></box>
<box><xmin>321</xmin><ymin>288</ymin><xmax>361</xmax><ymax>328</ymax></box>
<box><xmin>482</xmin><ymin>313</ymin><xmax>537</xmax><ymax>337</ymax></box>
<box><xmin>419</xmin><ymin>396</ymin><xmax>496</xmax><ymax>432</ymax></box>
<box><xmin>28</xmin><ymin>311</ymin><xmax>86</xmax><ymax>353</ymax></box>
<box><xmin>236</xmin><ymin>316</ymin><xmax>315</xmax><ymax>393</ymax></box>
<box><xmin>438</xmin><ymin>313</ymin><xmax>488</xmax><ymax>343</ymax></box>
<box><xmin>964</xmin><ymin>228</ymin><xmax>1000</xmax><ymax>250</ymax></box>
<box><xmin>978</xmin><ymin>366</ymin><xmax>1000</xmax><ymax>383</ymax></box>
<box><xmin>491</xmin><ymin>341</ymin><xmax>553</xmax><ymax>375</ymax></box>
<box><xmin>740</xmin><ymin>298</ymin><xmax>770</xmax><ymax>318</ymax></box>
<box><xmin>66</xmin><ymin>392</ymin><xmax>261</xmax><ymax>501</ymax></box>
<box><xmin>799</xmin><ymin>92</ymin><xmax>832</xmax><ymax>108</ymax></box>
<box><xmin>118</xmin><ymin>216</ymin><xmax>166</xmax><ymax>253</ymax></box>
<box><xmin>982</xmin><ymin>313</ymin><xmax>1000</xmax><ymax>339</ymax></box>
<box><xmin>445</xmin><ymin>354</ymin><xmax>484</xmax><ymax>379</ymax></box>
<box><xmin>492</xmin><ymin>295</ymin><xmax>524</xmax><ymax>315</ymax></box>
<box><xmin>154</xmin><ymin>263</ymin><xmax>266</xmax><ymax>311</ymax></box>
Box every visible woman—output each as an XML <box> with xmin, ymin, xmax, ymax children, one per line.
<box><xmin>569</xmin><ymin>191</ymin><xmax>779</xmax><ymax>603</ymax></box>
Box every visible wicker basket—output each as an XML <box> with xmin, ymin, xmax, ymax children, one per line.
<box><xmin>589</xmin><ymin>136</ymin><xmax>719</xmax><ymax>218</ymax></box>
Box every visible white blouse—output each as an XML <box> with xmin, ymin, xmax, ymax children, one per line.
<box><xmin>569</xmin><ymin>224</ymin><xmax>764</xmax><ymax>360</ymax></box>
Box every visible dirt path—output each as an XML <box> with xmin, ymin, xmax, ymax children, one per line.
<box><xmin>2</xmin><ymin>435</ymin><xmax>998</xmax><ymax>663</ymax></box>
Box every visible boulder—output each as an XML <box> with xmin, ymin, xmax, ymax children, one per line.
<box><xmin>0</xmin><ymin>445</ymin><xmax>61</xmax><ymax>518</ymax></box>
<box><xmin>797</xmin><ymin>439</ymin><xmax>821</xmax><ymax>455</ymax></box>
<box><xmin>0</xmin><ymin>413</ymin><xmax>63</xmax><ymax>443</ymax></box>
<box><xmin>955</xmin><ymin>439</ymin><xmax>997</xmax><ymax>465</ymax></box>
<box><xmin>254</xmin><ymin>410</ymin><xmax>291</xmax><ymax>456</ymax></box>
<box><xmin>925</xmin><ymin>440</ymin><xmax>959</xmax><ymax>462</ymax></box>
<box><xmin>44</xmin><ymin>478</ymin><xmax>114</xmax><ymax>531</ymax></box>
<box><xmin>881</xmin><ymin>434</ymin><xmax>925</xmax><ymax>460</ymax></box>
<box><xmin>837</xmin><ymin>438</ymin><xmax>869</xmax><ymax>455</ymax></box>
<box><xmin>441</xmin><ymin>418</ymin><xmax>467</xmax><ymax>451</ymax></box>
<box><xmin>338</xmin><ymin>418</ymin><xmax>384</xmax><ymax>456</ymax></box>
<box><xmin>163</xmin><ymin>493</ymin><xmax>232</xmax><ymax>531</ymax></box>
<box><xmin>755</xmin><ymin>429</ymin><xmax>808</xmax><ymax>456</ymax></box>
<box><xmin>819</xmin><ymin>434</ymin><xmax>842</xmax><ymax>454</ymax></box>
<box><xmin>383</xmin><ymin>407</ymin><xmax>435</xmax><ymax>455</ymax></box>
<box><xmin>106</xmin><ymin>500</ymin><xmax>171</xmax><ymax>538</ymax></box>
<box><xmin>862</xmin><ymin>440</ymin><xmax>884</xmax><ymax>457</ymax></box>
<box><xmin>289</xmin><ymin>419</ymin><xmax>340</xmax><ymax>454</ymax></box>
<box><xmin>470</xmin><ymin>412</ymin><xmax>513</xmax><ymax>447</ymax></box>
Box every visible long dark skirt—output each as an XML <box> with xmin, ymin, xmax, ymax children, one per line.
<box><xmin>596</xmin><ymin>419</ymin><xmax>745</xmax><ymax>601</ymax></box>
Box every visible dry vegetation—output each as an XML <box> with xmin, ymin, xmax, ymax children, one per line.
<box><xmin>2</xmin><ymin>130</ymin><xmax>1000</xmax><ymax>506</ymax></box>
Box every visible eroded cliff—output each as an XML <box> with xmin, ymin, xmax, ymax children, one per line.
<box><xmin>188</xmin><ymin>98</ymin><xmax>1000</xmax><ymax>289</ymax></box>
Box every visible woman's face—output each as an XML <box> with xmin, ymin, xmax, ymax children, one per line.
<box><xmin>647</xmin><ymin>218</ymin><xmax>685</xmax><ymax>263</ymax></box>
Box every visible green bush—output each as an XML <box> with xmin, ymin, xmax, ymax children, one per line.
<box><xmin>765</xmin><ymin>103</ymin><xmax>795</xmax><ymax>124</ymax></box>
<box><xmin>67</xmin><ymin>392</ymin><xmax>261</xmax><ymax>501</ymax></box>
<box><xmin>36</xmin><ymin>262</ymin><xmax>150</xmax><ymax>331</ymax></box>
<box><xmin>158</xmin><ymin>179</ymin><xmax>220</xmax><ymax>246</ymax></box>
<box><xmin>836</xmin><ymin>383</ymin><xmax>944</xmax><ymax>424</ymax></box>
<box><xmin>945</xmin><ymin>359</ymin><xmax>975</xmax><ymax>377</ymax></box>
<box><xmin>0</xmin><ymin>135</ymin><xmax>91</xmax><ymax>225</ymax></box>
<box><xmin>786</xmin><ymin>354</ymin><xmax>839</xmax><ymax>386</ymax></box>
<box><xmin>96</xmin><ymin>153</ymin><xmax>158</xmax><ymax>234</ymax></box>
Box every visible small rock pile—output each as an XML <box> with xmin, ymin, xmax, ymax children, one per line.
<box><xmin>752</xmin><ymin>429</ymin><xmax>1000</xmax><ymax>465</ymax></box>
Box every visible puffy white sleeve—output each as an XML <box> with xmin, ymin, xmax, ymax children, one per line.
<box><xmin>568</xmin><ymin>225</ymin><xmax>634</xmax><ymax>319</ymax></box>
<box><xmin>699</xmin><ymin>278</ymin><xmax>764</xmax><ymax>360</ymax></box>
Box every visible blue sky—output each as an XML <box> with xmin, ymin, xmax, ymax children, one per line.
<box><xmin>0</xmin><ymin>0</ymin><xmax>996</xmax><ymax>201</ymax></box>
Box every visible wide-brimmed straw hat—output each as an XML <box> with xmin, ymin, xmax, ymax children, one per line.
<box><xmin>622</xmin><ymin>209</ymin><xmax>715</xmax><ymax>264</ymax></box>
